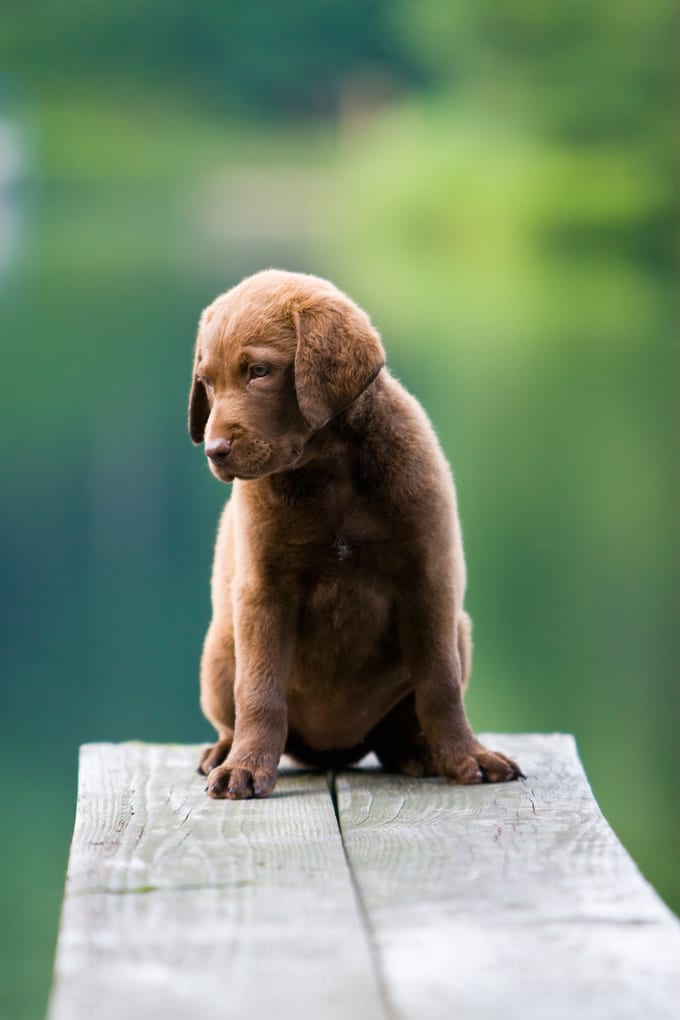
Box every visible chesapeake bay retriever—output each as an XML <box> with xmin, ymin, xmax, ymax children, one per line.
<box><xmin>189</xmin><ymin>269</ymin><xmax>522</xmax><ymax>799</ymax></box>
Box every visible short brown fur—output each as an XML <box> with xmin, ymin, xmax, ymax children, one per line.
<box><xmin>189</xmin><ymin>269</ymin><xmax>522</xmax><ymax>798</ymax></box>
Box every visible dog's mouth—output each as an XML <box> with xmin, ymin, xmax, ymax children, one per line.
<box><xmin>207</xmin><ymin>437</ymin><xmax>272</xmax><ymax>483</ymax></box>
<box><xmin>208</xmin><ymin>462</ymin><xmax>235</xmax><ymax>483</ymax></box>
<box><xmin>210</xmin><ymin>458</ymin><xmax>305</xmax><ymax>485</ymax></box>
<box><xmin>209</xmin><ymin>461</ymin><xmax>271</xmax><ymax>484</ymax></box>
<box><xmin>208</xmin><ymin>439</ymin><xmax>308</xmax><ymax>484</ymax></box>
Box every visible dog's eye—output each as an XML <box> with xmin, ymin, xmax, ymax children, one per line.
<box><xmin>249</xmin><ymin>364</ymin><xmax>269</xmax><ymax>380</ymax></box>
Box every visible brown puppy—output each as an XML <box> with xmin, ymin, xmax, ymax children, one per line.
<box><xmin>189</xmin><ymin>269</ymin><xmax>522</xmax><ymax>799</ymax></box>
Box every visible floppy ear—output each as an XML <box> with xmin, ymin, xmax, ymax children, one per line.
<box><xmin>292</xmin><ymin>298</ymin><xmax>385</xmax><ymax>430</ymax></box>
<box><xmin>188</xmin><ymin>310</ymin><xmax>213</xmax><ymax>444</ymax></box>
<box><xmin>188</xmin><ymin>370</ymin><xmax>209</xmax><ymax>444</ymax></box>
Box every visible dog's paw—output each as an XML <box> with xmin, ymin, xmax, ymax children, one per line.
<box><xmin>206</xmin><ymin>755</ymin><xmax>278</xmax><ymax>800</ymax></box>
<box><xmin>439</xmin><ymin>745</ymin><xmax>524</xmax><ymax>785</ymax></box>
<box><xmin>197</xmin><ymin>739</ymin><xmax>233</xmax><ymax>776</ymax></box>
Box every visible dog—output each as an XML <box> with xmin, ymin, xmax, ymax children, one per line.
<box><xmin>189</xmin><ymin>269</ymin><xmax>522</xmax><ymax>798</ymax></box>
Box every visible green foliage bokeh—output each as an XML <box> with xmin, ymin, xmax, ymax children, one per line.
<box><xmin>0</xmin><ymin>4</ymin><xmax>677</xmax><ymax>1018</ymax></box>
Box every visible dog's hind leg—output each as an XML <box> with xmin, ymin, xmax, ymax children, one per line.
<box><xmin>368</xmin><ymin>693</ymin><xmax>438</xmax><ymax>777</ymax></box>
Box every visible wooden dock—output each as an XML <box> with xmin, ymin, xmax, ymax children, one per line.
<box><xmin>47</xmin><ymin>734</ymin><xmax>680</xmax><ymax>1019</ymax></box>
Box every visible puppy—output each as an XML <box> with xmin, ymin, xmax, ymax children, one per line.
<box><xmin>189</xmin><ymin>269</ymin><xmax>522</xmax><ymax>798</ymax></box>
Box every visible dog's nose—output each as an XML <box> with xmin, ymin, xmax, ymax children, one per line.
<box><xmin>205</xmin><ymin>437</ymin><xmax>233</xmax><ymax>463</ymax></box>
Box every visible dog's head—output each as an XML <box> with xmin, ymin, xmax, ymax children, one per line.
<box><xmin>188</xmin><ymin>270</ymin><xmax>385</xmax><ymax>482</ymax></box>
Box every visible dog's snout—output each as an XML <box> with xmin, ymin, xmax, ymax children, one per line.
<box><xmin>205</xmin><ymin>437</ymin><xmax>233</xmax><ymax>463</ymax></box>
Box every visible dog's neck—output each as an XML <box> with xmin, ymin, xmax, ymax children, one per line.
<box><xmin>265</xmin><ymin>416</ymin><xmax>373</xmax><ymax>509</ymax></box>
<box><xmin>251</xmin><ymin>372</ymin><xmax>388</xmax><ymax>508</ymax></box>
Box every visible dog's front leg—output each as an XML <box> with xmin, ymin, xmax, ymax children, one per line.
<box><xmin>415</xmin><ymin>650</ymin><xmax>522</xmax><ymax>784</ymax></box>
<box><xmin>403</xmin><ymin>588</ymin><xmax>523</xmax><ymax>784</ymax></box>
<box><xmin>206</xmin><ymin>591</ymin><xmax>293</xmax><ymax>800</ymax></box>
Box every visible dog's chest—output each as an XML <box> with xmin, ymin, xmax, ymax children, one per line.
<box><xmin>278</xmin><ymin>484</ymin><xmax>388</xmax><ymax>564</ymax></box>
<box><xmin>265</xmin><ymin>462</ymin><xmax>402</xmax><ymax>612</ymax></box>
<box><xmin>332</xmin><ymin>535</ymin><xmax>353</xmax><ymax>561</ymax></box>
<box><xmin>301</xmin><ymin>516</ymin><xmax>392</xmax><ymax>584</ymax></box>
<box><xmin>297</xmin><ymin>532</ymin><xmax>397</xmax><ymax>661</ymax></box>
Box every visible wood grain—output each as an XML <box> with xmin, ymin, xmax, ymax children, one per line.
<box><xmin>49</xmin><ymin>736</ymin><xmax>680</xmax><ymax>1020</ymax></box>
<box><xmin>336</xmin><ymin>732</ymin><xmax>680</xmax><ymax>1020</ymax></box>
<box><xmin>47</xmin><ymin>743</ymin><xmax>387</xmax><ymax>1020</ymax></box>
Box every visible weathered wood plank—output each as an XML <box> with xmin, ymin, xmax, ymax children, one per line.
<box><xmin>336</xmin><ymin>733</ymin><xmax>680</xmax><ymax>1020</ymax></box>
<box><xmin>48</xmin><ymin>743</ymin><xmax>388</xmax><ymax>1020</ymax></box>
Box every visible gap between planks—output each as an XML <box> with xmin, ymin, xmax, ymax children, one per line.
<box><xmin>327</xmin><ymin>767</ymin><xmax>398</xmax><ymax>1019</ymax></box>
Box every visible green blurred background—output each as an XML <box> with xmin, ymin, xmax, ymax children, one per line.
<box><xmin>1</xmin><ymin>3</ymin><xmax>677</xmax><ymax>1017</ymax></box>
